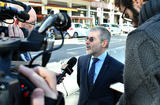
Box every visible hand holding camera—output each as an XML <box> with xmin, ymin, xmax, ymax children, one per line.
<box><xmin>18</xmin><ymin>65</ymin><xmax>58</xmax><ymax>99</ymax></box>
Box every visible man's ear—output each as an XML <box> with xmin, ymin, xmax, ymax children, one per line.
<box><xmin>102</xmin><ymin>40</ymin><xmax>108</xmax><ymax>48</ymax></box>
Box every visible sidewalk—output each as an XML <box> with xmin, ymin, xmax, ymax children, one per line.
<box><xmin>46</xmin><ymin>56</ymin><xmax>79</xmax><ymax>96</ymax></box>
<box><xmin>46</xmin><ymin>57</ymin><xmax>80</xmax><ymax>105</ymax></box>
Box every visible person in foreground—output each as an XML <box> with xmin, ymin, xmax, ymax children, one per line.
<box><xmin>18</xmin><ymin>65</ymin><xmax>64</xmax><ymax>105</ymax></box>
<box><xmin>114</xmin><ymin>0</ymin><xmax>160</xmax><ymax>105</ymax></box>
<box><xmin>77</xmin><ymin>26</ymin><xmax>124</xmax><ymax>105</ymax></box>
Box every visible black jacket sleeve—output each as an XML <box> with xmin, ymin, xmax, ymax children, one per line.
<box><xmin>45</xmin><ymin>92</ymin><xmax>64</xmax><ymax>105</ymax></box>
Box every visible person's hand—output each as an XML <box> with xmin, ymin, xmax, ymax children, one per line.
<box><xmin>8</xmin><ymin>24</ymin><xmax>24</xmax><ymax>38</ymax></box>
<box><xmin>56</xmin><ymin>73</ymin><xmax>65</xmax><ymax>84</ymax></box>
<box><xmin>18</xmin><ymin>65</ymin><xmax>58</xmax><ymax>100</ymax></box>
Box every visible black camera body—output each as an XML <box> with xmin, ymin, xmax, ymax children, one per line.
<box><xmin>0</xmin><ymin>0</ymin><xmax>71</xmax><ymax>105</ymax></box>
<box><xmin>0</xmin><ymin>76</ymin><xmax>19</xmax><ymax>105</ymax></box>
<box><xmin>0</xmin><ymin>68</ymin><xmax>37</xmax><ymax>105</ymax></box>
<box><xmin>0</xmin><ymin>29</ymin><xmax>44</xmax><ymax>105</ymax></box>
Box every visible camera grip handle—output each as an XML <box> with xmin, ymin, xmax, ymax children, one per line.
<box><xmin>18</xmin><ymin>73</ymin><xmax>36</xmax><ymax>92</ymax></box>
<box><xmin>18</xmin><ymin>73</ymin><xmax>64</xmax><ymax>105</ymax></box>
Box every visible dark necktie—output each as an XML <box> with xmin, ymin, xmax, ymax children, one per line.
<box><xmin>88</xmin><ymin>58</ymin><xmax>99</xmax><ymax>89</ymax></box>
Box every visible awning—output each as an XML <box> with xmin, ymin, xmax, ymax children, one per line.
<box><xmin>0</xmin><ymin>2</ymin><xmax>6</xmax><ymax>6</ymax></box>
<box><xmin>45</xmin><ymin>6</ymin><xmax>78</xmax><ymax>12</ymax></box>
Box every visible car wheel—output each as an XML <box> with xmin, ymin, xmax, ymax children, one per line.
<box><xmin>73</xmin><ymin>32</ymin><xmax>78</xmax><ymax>38</ymax></box>
<box><xmin>65</xmin><ymin>33</ymin><xmax>71</xmax><ymax>39</ymax></box>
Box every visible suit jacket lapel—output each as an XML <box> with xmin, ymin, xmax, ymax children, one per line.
<box><xmin>92</xmin><ymin>54</ymin><xmax>111</xmax><ymax>90</ymax></box>
<box><xmin>85</xmin><ymin>55</ymin><xmax>91</xmax><ymax>92</ymax></box>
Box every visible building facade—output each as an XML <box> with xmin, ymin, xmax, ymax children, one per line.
<box><xmin>4</xmin><ymin>0</ymin><xmax>124</xmax><ymax>26</ymax></box>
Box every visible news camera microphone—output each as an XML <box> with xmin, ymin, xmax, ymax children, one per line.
<box><xmin>57</xmin><ymin>57</ymin><xmax>77</xmax><ymax>84</ymax></box>
<box><xmin>38</xmin><ymin>12</ymin><xmax>71</xmax><ymax>33</ymax></box>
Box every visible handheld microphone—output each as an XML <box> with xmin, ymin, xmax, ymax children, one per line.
<box><xmin>38</xmin><ymin>12</ymin><xmax>71</xmax><ymax>33</ymax></box>
<box><xmin>57</xmin><ymin>57</ymin><xmax>77</xmax><ymax>84</ymax></box>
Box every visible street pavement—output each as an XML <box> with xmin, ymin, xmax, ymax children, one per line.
<box><xmin>31</xmin><ymin>34</ymin><xmax>127</xmax><ymax>62</ymax></box>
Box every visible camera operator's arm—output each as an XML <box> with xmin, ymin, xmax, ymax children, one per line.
<box><xmin>31</xmin><ymin>88</ymin><xmax>45</xmax><ymax>105</ymax></box>
<box><xmin>18</xmin><ymin>65</ymin><xmax>58</xmax><ymax>99</ymax></box>
<box><xmin>18</xmin><ymin>65</ymin><xmax>66</xmax><ymax>105</ymax></box>
<box><xmin>8</xmin><ymin>24</ymin><xmax>24</xmax><ymax>38</ymax></box>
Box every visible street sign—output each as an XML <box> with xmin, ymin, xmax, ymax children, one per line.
<box><xmin>97</xmin><ymin>8</ymin><xmax>101</xmax><ymax>17</ymax></box>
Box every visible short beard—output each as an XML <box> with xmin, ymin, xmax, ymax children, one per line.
<box><xmin>132</xmin><ymin>12</ymin><xmax>139</xmax><ymax>27</ymax></box>
<box><xmin>130</xmin><ymin>7</ymin><xmax>139</xmax><ymax>27</ymax></box>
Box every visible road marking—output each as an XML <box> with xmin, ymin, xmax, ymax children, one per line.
<box><xmin>32</xmin><ymin>45</ymin><xmax>125</xmax><ymax>57</ymax></box>
<box><xmin>108</xmin><ymin>46</ymin><xmax>125</xmax><ymax>52</ymax></box>
<box><xmin>110</xmin><ymin>40</ymin><xmax>125</xmax><ymax>44</ymax></box>
<box><xmin>67</xmin><ymin>46</ymin><xmax>86</xmax><ymax>51</ymax></box>
<box><xmin>47</xmin><ymin>45</ymin><xmax>126</xmax><ymax>64</ymax></box>
<box><xmin>66</xmin><ymin>41</ymin><xmax>125</xmax><ymax>52</ymax></box>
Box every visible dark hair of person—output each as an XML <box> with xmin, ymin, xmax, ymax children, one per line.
<box><xmin>114</xmin><ymin>0</ymin><xmax>149</xmax><ymax>26</ymax></box>
<box><xmin>115</xmin><ymin>0</ymin><xmax>149</xmax><ymax>8</ymax></box>
<box><xmin>115</xmin><ymin>0</ymin><xmax>132</xmax><ymax>8</ymax></box>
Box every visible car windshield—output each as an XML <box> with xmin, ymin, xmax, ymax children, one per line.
<box><xmin>123</xmin><ymin>24</ymin><xmax>133</xmax><ymax>27</ymax></box>
<box><xmin>111</xmin><ymin>24</ymin><xmax>119</xmax><ymax>27</ymax></box>
<box><xmin>82</xmin><ymin>25</ymin><xmax>89</xmax><ymax>29</ymax></box>
<box><xmin>74</xmin><ymin>24</ymin><xmax>82</xmax><ymax>28</ymax></box>
<box><xmin>101</xmin><ymin>24</ymin><xmax>109</xmax><ymax>27</ymax></box>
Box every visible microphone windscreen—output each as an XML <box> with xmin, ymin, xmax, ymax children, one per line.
<box><xmin>54</xmin><ymin>13</ymin><xmax>71</xmax><ymax>31</ymax></box>
<box><xmin>57</xmin><ymin>13</ymin><xmax>65</xmax><ymax>22</ymax></box>
<box><xmin>67</xmin><ymin>57</ymin><xmax>77</xmax><ymax>68</ymax></box>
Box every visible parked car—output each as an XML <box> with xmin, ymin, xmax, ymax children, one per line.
<box><xmin>121</xmin><ymin>23</ymin><xmax>135</xmax><ymax>34</ymax></box>
<box><xmin>67</xmin><ymin>23</ymin><xmax>90</xmax><ymax>38</ymax></box>
<box><xmin>99</xmin><ymin>23</ymin><xmax>121</xmax><ymax>35</ymax></box>
<box><xmin>49</xmin><ymin>27</ymin><xmax>71</xmax><ymax>39</ymax></box>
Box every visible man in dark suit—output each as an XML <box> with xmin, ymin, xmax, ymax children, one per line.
<box><xmin>77</xmin><ymin>26</ymin><xmax>124</xmax><ymax>105</ymax></box>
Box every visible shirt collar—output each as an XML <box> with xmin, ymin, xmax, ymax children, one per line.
<box><xmin>91</xmin><ymin>50</ymin><xmax>107</xmax><ymax>61</ymax></box>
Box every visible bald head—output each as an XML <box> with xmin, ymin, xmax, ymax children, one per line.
<box><xmin>10</xmin><ymin>4</ymin><xmax>37</xmax><ymax>33</ymax></box>
<box><xmin>28</xmin><ymin>8</ymin><xmax>37</xmax><ymax>23</ymax></box>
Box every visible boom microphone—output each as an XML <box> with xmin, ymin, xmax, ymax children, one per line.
<box><xmin>38</xmin><ymin>12</ymin><xmax>71</xmax><ymax>33</ymax></box>
<box><xmin>57</xmin><ymin>57</ymin><xmax>77</xmax><ymax>84</ymax></box>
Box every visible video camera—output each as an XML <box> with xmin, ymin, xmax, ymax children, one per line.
<box><xmin>0</xmin><ymin>0</ymin><xmax>71</xmax><ymax>105</ymax></box>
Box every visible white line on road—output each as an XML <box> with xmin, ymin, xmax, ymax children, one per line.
<box><xmin>110</xmin><ymin>40</ymin><xmax>125</xmax><ymax>44</ymax></box>
<box><xmin>108</xmin><ymin>46</ymin><xmax>125</xmax><ymax>52</ymax></box>
<box><xmin>67</xmin><ymin>46</ymin><xmax>86</xmax><ymax>51</ymax></box>
<box><xmin>47</xmin><ymin>45</ymin><xmax>125</xmax><ymax>64</ymax></box>
<box><xmin>66</xmin><ymin>41</ymin><xmax>125</xmax><ymax>52</ymax></box>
